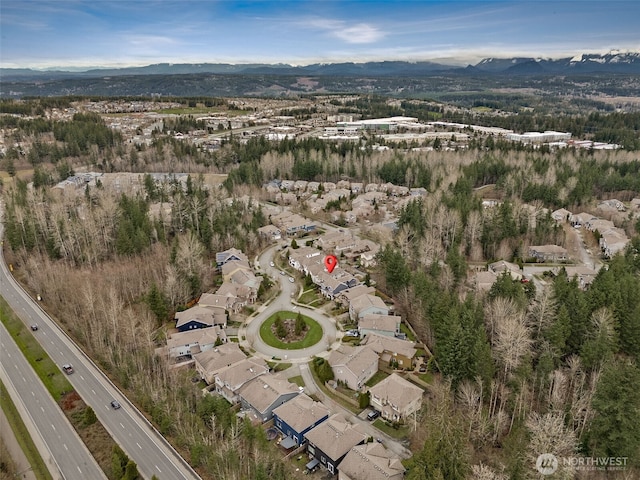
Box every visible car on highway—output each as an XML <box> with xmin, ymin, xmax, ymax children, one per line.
<box><xmin>62</xmin><ymin>364</ymin><xmax>74</xmax><ymax>375</ymax></box>
<box><xmin>110</xmin><ymin>400</ymin><xmax>121</xmax><ymax>410</ymax></box>
<box><xmin>289</xmin><ymin>277</ymin><xmax>295</xmax><ymax>283</ymax></box>
<box><xmin>30</xmin><ymin>324</ymin><xmax>39</xmax><ymax>331</ymax></box>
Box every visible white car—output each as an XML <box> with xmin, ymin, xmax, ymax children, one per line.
<box><xmin>270</xmin><ymin>261</ymin><xmax>275</xmax><ymax>267</ymax></box>
<box><xmin>289</xmin><ymin>277</ymin><xmax>295</xmax><ymax>283</ymax></box>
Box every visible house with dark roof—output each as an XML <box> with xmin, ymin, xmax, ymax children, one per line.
<box><xmin>238</xmin><ymin>375</ymin><xmax>300</xmax><ymax>423</ymax></box>
<box><xmin>175</xmin><ymin>304</ymin><xmax>227</xmax><ymax>331</ymax></box>
<box><xmin>273</xmin><ymin>393</ymin><xmax>330</xmax><ymax>447</ymax></box>
<box><xmin>304</xmin><ymin>414</ymin><xmax>367</xmax><ymax>476</ymax></box>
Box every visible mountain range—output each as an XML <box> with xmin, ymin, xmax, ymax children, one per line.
<box><xmin>2</xmin><ymin>51</ymin><xmax>639</xmax><ymax>81</ymax></box>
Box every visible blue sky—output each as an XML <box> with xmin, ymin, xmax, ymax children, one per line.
<box><xmin>1</xmin><ymin>0</ymin><xmax>639</xmax><ymax>69</ymax></box>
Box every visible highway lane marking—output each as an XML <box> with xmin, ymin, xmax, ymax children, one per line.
<box><xmin>120</xmin><ymin>423</ymin><xmax>125</xmax><ymax>429</ymax></box>
<box><xmin>40</xmin><ymin>407</ymin><xmax>44</xmax><ymax>412</ymax></box>
<box><xmin>64</xmin><ymin>444</ymin><xmax>68</xmax><ymax>451</ymax></box>
<box><xmin>51</xmin><ymin>424</ymin><xmax>55</xmax><ymax>431</ymax></box>
<box><xmin>22</xmin><ymin>376</ymin><xmax>26</xmax><ymax>383</ymax></box>
<box><xmin>50</xmin><ymin>341</ymin><xmax>54</xmax><ymax>345</ymax></box>
<box><xmin>77</xmin><ymin>466</ymin><xmax>82</xmax><ymax>474</ymax></box>
<box><xmin>136</xmin><ymin>442</ymin><xmax>142</xmax><ymax>449</ymax></box>
<box><xmin>6</xmin><ymin>352</ymin><xmax>9</xmax><ymax>357</ymax></box>
<box><xmin>80</xmin><ymin>375</ymin><xmax>85</xmax><ymax>380</ymax></box>
<box><xmin>155</xmin><ymin>466</ymin><xmax>162</xmax><ymax>473</ymax></box>
<box><xmin>91</xmin><ymin>389</ymin><xmax>96</xmax><ymax>395</ymax></box>
<box><xmin>31</xmin><ymin>391</ymin><xmax>34</xmax><ymax>397</ymax></box>
<box><xmin>59</xmin><ymin>351</ymin><xmax>64</xmax><ymax>356</ymax></box>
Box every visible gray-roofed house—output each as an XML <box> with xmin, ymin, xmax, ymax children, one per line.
<box><xmin>216</xmin><ymin>247</ymin><xmax>248</xmax><ymax>267</ymax></box>
<box><xmin>336</xmin><ymin>285</ymin><xmax>376</xmax><ymax>306</ymax></box>
<box><xmin>214</xmin><ymin>357</ymin><xmax>269</xmax><ymax>404</ymax></box>
<box><xmin>193</xmin><ymin>342</ymin><xmax>247</xmax><ymax>384</ymax></box>
<box><xmin>338</xmin><ymin>442</ymin><xmax>405</xmax><ymax>480</ymax></box>
<box><xmin>304</xmin><ymin>414</ymin><xmax>367</xmax><ymax>476</ymax></box>
<box><xmin>239</xmin><ymin>375</ymin><xmax>300</xmax><ymax>423</ymax></box>
<box><xmin>488</xmin><ymin>260</ymin><xmax>522</xmax><ymax>281</ymax></box>
<box><xmin>175</xmin><ymin>304</ymin><xmax>227</xmax><ymax>331</ymax></box>
<box><xmin>328</xmin><ymin>345</ymin><xmax>379</xmax><ymax>391</ymax></box>
<box><xmin>349</xmin><ymin>294</ymin><xmax>389</xmax><ymax>321</ymax></box>
<box><xmin>166</xmin><ymin>326</ymin><xmax>225</xmax><ymax>360</ymax></box>
<box><xmin>358</xmin><ymin>314</ymin><xmax>400</xmax><ymax>338</ymax></box>
<box><xmin>273</xmin><ymin>393</ymin><xmax>330</xmax><ymax>447</ymax></box>
<box><xmin>528</xmin><ymin>245</ymin><xmax>568</xmax><ymax>263</ymax></box>
<box><xmin>368</xmin><ymin>373</ymin><xmax>423</xmax><ymax>422</ymax></box>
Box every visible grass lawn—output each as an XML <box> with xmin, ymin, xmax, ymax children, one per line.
<box><xmin>0</xmin><ymin>380</ymin><xmax>53</xmax><ymax>480</ymax></box>
<box><xmin>0</xmin><ymin>298</ymin><xmax>72</xmax><ymax>401</ymax></box>
<box><xmin>259</xmin><ymin>311</ymin><xmax>323</xmax><ymax>350</ymax></box>
<box><xmin>297</xmin><ymin>289</ymin><xmax>326</xmax><ymax>307</ymax></box>
<box><xmin>308</xmin><ymin>362</ymin><xmax>360</xmax><ymax>415</ymax></box>
<box><xmin>399</xmin><ymin>323</ymin><xmax>416</xmax><ymax>341</ymax></box>
<box><xmin>288</xmin><ymin>375</ymin><xmax>305</xmax><ymax>388</ymax></box>
<box><xmin>267</xmin><ymin>361</ymin><xmax>293</xmax><ymax>372</ymax></box>
<box><xmin>365</xmin><ymin>370</ymin><xmax>390</xmax><ymax>388</ymax></box>
<box><xmin>373</xmin><ymin>419</ymin><xmax>410</xmax><ymax>439</ymax></box>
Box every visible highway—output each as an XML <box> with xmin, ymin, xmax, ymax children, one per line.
<box><xmin>0</xmin><ymin>211</ymin><xmax>200</xmax><ymax>480</ymax></box>
<box><xmin>0</xmin><ymin>320</ymin><xmax>107</xmax><ymax>480</ymax></box>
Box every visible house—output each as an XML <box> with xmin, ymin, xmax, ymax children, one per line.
<box><xmin>239</xmin><ymin>374</ymin><xmax>300</xmax><ymax>423</ymax></box>
<box><xmin>214</xmin><ymin>357</ymin><xmax>269</xmax><ymax>404</ymax></box>
<box><xmin>585</xmin><ymin>218</ymin><xmax>615</xmax><ymax>233</ymax></box>
<box><xmin>551</xmin><ymin>208</ymin><xmax>572</xmax><ymax>223</ymax></box>
<box><xmin>367</xmin><ymin>373</ymin><xmax>423</xmax><ymax>422</ymax></box>
<box><xmin>321</xmin><ymin>272</ymin><xmax>359</xmax><ymax>299</ymax></box>
<box><xmin>193</xmin><ymin>342</ymin><xmax>247</xmax><ymax>384</ymax></box>
<box><xmin>474</xmin><ymin>270</ymin><xmax>498</xmax><ymax>293</ymax></box>
<box><xmin>216</xmin><ymin>247</ymin><xmax>248</xmax><ymax>267</ymax></box>
<box><xmin>304</xmin><ymin>414</ymin><xmax>367</xmax><ymax>476</ymax></box>
<box><xmin>570</xmin><ymin>212</ymin><xmax>596</xmax><ymax>227</ymax></box>
<box><xmin>338</xmin><ymin>443</ymin><xmax>405</xmax><ymax>480</ymax></box>
<box><xmin>488</xmin><ymin>260</ymin><xmax>522</xmax><ymax>281</ymax></box>
<box><xmin>349</xmin><ymin>294</ymin><xmax>389</xmax><ymax>321</ymax></box>
<box><xmin>358</xmin><ymin>314</ymin><xmax>400</xmax><ymax>338</ymax></box>
<box><xmin>175</xmin><ymin>304</ymin><xmax>227</xmax><ymax>331</ymax></box>
<box><xmin>599</xmin><ymin>229</ymin><xmax>629</xmax><ymax>258</ymax></box>
<box><xmin>166</xmin><ymin>326</ymin><xmax>225</xmax><ymax>360</ymax></box>
<box><xmin>257</xmin><ymin>224</ymin><xmax>282</xmax><ymax>241</ymax></box>
<box><xmin>361</xmin><ymin>333</ymin><xmax>417</xmax><ymax>370</ymax></box>
<box><xmin>336</xmin><ymin>285</ymin><xmax>376</xmax><ymax>306</ymax></box>
<box><xmin>271</xmin><ymin>212</ymin><xmax>316</xmax><ymax>236</ymax></box>
<box><xmin>221</xmin><ymin>259</ymin><xmax>252</xmax><ymax>281</ymax></box>
<box><xmin>563</xmin><ymin>266</ymin><xmax>599</xmax><ymax>290</ymax></box>
<box><xmin>273</xmin><ymin>393</ymin><xmax>330</xmax><ymax>447</ymax></box>
<box><xmin>328</xmin><ymin>345</ymin><xmax>379</xmax><ymax>391</ymax></box>
<box><xmin>528</xmin><ymin>245</ymin><xmax>568</xmax><ymax>263</ymax></box>
<box><xmin>215</xmin><ymin>282</ymin><xmax>253</xmax><ymax>309</ymax></box>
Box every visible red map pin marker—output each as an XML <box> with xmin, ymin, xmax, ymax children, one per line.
<box><xmin>324</xmin><ymin>255</ymin><xmax>338</xmax><ymax>274</ymax></box>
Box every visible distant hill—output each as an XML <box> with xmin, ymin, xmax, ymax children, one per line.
<box><xmin>2</xmin><ymin>52</ymin><xmax>639</xmax><ymax>83</ymax></box>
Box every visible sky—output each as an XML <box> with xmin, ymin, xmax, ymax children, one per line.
<box><xmin>1</xmin><ymin>0</ymin><xmax>639</xmax><ymax>69</ymax></box>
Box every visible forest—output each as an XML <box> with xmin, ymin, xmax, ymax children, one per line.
<box><xmin>1</xmin><ymin>96</ymin><xmax>639</xmax><ymax>479</ymax></box>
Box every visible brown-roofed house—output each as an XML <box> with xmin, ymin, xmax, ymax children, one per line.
<box><xmin>361</xmin><ymin>332</ymin><xmax>417</xmax><ymax>370</ymax></box>
<box><xmin>193</xmin><ymin>342</ymin><xmax>247</xmax><ymax>384</ymax></box>
<box><xmin>358</xmin><ymin>314</ymin><xmax>400</xmax><ymax>338</ymax></box>
<box><xmin>338</xmin><ymin>442</ymin><xmax>405</xmax><ymax>480</ymax></box>
<box><xmin>305</xmin><ymin>414</ymin><xmax>367</xmax><ymax>476</ymax></box>
<box><xmin>349</xmin><ymin>293</ymin><xmax>389</xmax><ymax>321</ymax></box>
<box><xmin>214</xmin><ymin>357</ymin><xmax>269</xmax><ymax>404</ymax></box>
<box><xmin>328</xmin><ymin>344</ymin><xmax>379</xmax><ymax>391</ymax></box>
<box><xmin>368</xmin><ymin>373</ymin><xmax>423</xmax><ymax>422</ymax></box>
<box><xmin>273</xmin><ymin>393</ymin><xmax>331</xmax><ymax>446</ymax></box>
<box><xmin>238</xmin><ymin>374</ymin><xmax>300</xmax><ymax>423</ymax></box>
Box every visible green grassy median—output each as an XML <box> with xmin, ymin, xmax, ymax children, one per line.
<box><xmin>0</xmin><ymin>380</ymin><xmax>54</xmax><ymax>480</ymax></box>
<box><xmin>259</xmin><ymin>310</ymin><xmax>323</xmax><ymax>350</ymax></box>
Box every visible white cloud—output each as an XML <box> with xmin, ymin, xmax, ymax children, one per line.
<box><xmin>307</xmin><ymin>18</ymin><xmax>384</xmax><ymax>44</ymax></box>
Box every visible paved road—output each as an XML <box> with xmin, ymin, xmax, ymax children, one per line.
<box><xmin>242</xmin><ymin>245</ymin><xmax>338</xmax><ymax>362</ymax></box>
<box><xmin>0</xmin><ymin>208</ymin><xmax>200</xmax><ymax>480</ymax></box>
<box><xmin>244</xmin><ymin>245</ymin><xmax>413</xmax><ymax>459</ymax></box>
<box><xmin>0</xmin><ymin>321</ymin><xmax>105</xmax><ymax>480</ymax></box>
<box><xmin>0</xmin><ymin>401</ymin><xmax>38</xmax><ymax>480</ymax></box>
